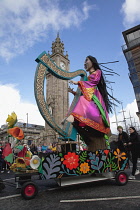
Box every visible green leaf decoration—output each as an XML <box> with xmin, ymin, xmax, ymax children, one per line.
<box><xmin>42</xmin><ymin>157</ymin><xmax>45</xmax><ymax>162</ymax></box>
<box><xmin>59</xmin><ymin>153</ymin><xmax>63</xmax><ymax>157</ymax></box>
<box><xmin>38</xmin><ymin>159</ymin><xmax>43</xmax><ymax>174</ymax></box>
<box><xmin>79</xmin><ymin>151</ymin><xmax>88</xmax><ymax>163</ymax></box>
<box><xmin>4</xmin><ymin>153</ymin><xmax>14</xmax><ymax>164</ymax></box>
<box><xmin>88</xmin><ymin>170</ymin><xmax>95</xmax><ymax>174</ymax></box>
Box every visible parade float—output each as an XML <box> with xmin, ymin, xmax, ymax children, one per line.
<box><xmin>0</xmin><ymin>53</ymin><xmax>129</xmax><ymax>200</ymax></box>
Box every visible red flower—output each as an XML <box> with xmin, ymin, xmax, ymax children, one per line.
<box><xmin>63</xmin><ymin>152</ymin><xmax>79</xmax><ymax>170</ymax></box>
<box><xmin>104</xmin><ymin>150</ymin><xmax>109</xmax><ymax>156</ymax></box>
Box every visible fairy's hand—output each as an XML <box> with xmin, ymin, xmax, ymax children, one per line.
<box><xmin>68</xmin><ymin>86</ymin><xmax>76</xmax><ymax>95</ymax></box>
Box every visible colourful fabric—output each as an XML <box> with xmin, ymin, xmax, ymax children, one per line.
<box><xmin>71</xmin><ymin>70</ymin><xmax>110</xmax><ymax>134</ymax></box>
<box><xmin>92</xmin><ymin>95</ymin><xmax>109</xmax><ymax>127</ymax></box>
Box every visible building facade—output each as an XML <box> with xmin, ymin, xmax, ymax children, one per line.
<box><xmin>44</xmin><ymin>33</ymin><xmax>70</xmax><ymax>144</ymax></box>
<box><xmin>122</xmin><ymin>25</ymin><xmax>140</xmax><ymax>118</ymax></box>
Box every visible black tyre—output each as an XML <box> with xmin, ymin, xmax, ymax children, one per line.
<box><xmin>21</xmin><ymin>181</ymin><xmax>38</xmax><ymax>200</ymax></box>
<box><xmin>115</xmin><ymin>171</ymin><xmax>128</xmax><ymax>186</ymax></box>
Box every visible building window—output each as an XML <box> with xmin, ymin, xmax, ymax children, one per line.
<box><xmin>129</xmin><ymin>67</ymin><xmax>136</xmax><ymax>74</ymax></box>
<box><xmin>125</xmin><ymin>51</ymin><xmax>132</xmax><ymax>61</ymax></box>
<box><xmin>128</xmin><ymin>60</ymin><xmax>134</xmax><ymax>68</ymax></box>
<box><xmin>130</xmin><ymin>73</ymin><xmax>140</xmax><ymax>87</ymax></box>
<box><xmin>134</xmin><ymin>87</ymin><xmax>140</xmax><ymax>101</ymax></box>
<box><xmin>134</xmin><ymin>30</ymin><xmax>140</xmax><ymax>39</ymax></box>
<box><xmin>127</xmin><ymin>33</ymin><xmax>135</xmax><ymax>42</ymax></box>
<box><xmin>126</xmin><ymin>30</ymin><xmax>140</xmax><ymax>43</ymax></box>
<box><xmin>137</xmin><ymin>101</ymin><xmax>140</xmax><ymax>112</ymax></box>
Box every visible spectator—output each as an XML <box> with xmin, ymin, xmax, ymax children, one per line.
<box><xmin>128</xmin><ymin>127</ymin><xmax>140</xmax><ymax>179</ymax></box>
<box><xmin>41</xmin><ymin>143</ymin><xmax>48</xmax><ymax>153</ymax></box>
<box><xmin>0</xmin><ymin>145</ymin><xmax>4</xmax><ymax>173</ymax></box>
<box><xmin>30</xmin><ymin>143</ymin><xmax>38</xmax><ymax>155</ymax></box>
<box><xmin>51</xmin><ymin>143</ymin><xmax>57</xmax><ymax>152</ymax></box>
<box><xmin>117</xmin><ymin>126</ymin><xmax>129</xmax><ymax>152</ymax></box>
<box><xmin>37</xmin><ymin>144</ymin><xmax>42</xmax><ymax>154</ymax></box>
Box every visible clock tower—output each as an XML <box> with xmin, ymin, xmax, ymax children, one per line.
<box><xmin>44</xmin><ymin>33</ymin><xmax>70</xmax><ymax>144</ymax></box>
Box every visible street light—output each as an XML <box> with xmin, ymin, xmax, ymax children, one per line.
<box><xmin>26</xmin><ymin>113</ymin><xmax>28</xmax><ymax>128</ymax></box>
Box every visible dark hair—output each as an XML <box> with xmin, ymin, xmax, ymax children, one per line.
<box><xmin>129</xmin><ymin>127</ymin><xmax>136</xmax><ymax>132</ymax></box>
<box><xmin>87</xmin><ymin>55</ymin><xmax>113</xmax><ymax>113</ymax></box>
<box><xmin>117</xmin><ymin>126</ymin><xmax>123</xmax><ymax>130</ymax></box>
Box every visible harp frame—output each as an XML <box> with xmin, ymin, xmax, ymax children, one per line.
<box><xmin>34</xmin><ymin>51</ymin><xmax>87</xmax><ymax>141</ymax></box>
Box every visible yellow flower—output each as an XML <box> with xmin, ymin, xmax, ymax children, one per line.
<box><xmin>6</xmin><ymin>112</ymin><xmax>17</xmax><ymax>128</ymax></box>
<box><xmin>61</xmin><ymin>158</ymin><xmax>64</xmax><ymax>161</ymax></box>
<box><xmin>114</xmin><ymin>148</ymin><xmax>127</xmax><ymax>170</ymax></box>
<box><xmin>10</xmin><ymin>163</ymin><xmax>17</xmax><ymax>170</ymax></box>
<box><xmin>26</xmin><ymin>150</ymin><xmax>32</xmax><ymax>158</ymax></box>
<box><xmin>16</xmin><ymin>157</ymin><xmax>26</xmax><ymax>168</ymax></box>
<box><xmin>114</xmin><ymin>148</ymin><xmax>126</xmax><ymax>162</ymax></box>
<box><xmin>80</xmin><ymin>162</ymin><xmax>90</xmax><ymax>174</ymax></box>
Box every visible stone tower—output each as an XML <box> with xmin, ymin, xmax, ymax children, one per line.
<box><xmin>44</xmin><ymin>33</ymin><xmax>70</xmax><ymax>144</ymax></box>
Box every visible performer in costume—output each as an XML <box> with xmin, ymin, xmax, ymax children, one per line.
<box><xmin>67</xmin><ymin>56</ymin><xmax>113</xmax><ymax>151</ymax></box>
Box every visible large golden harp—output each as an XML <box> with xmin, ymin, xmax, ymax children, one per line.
<box><xmin>34</xmin><ymin>51</ymin><xmax>87</xmax><ymax>141</ymax></box>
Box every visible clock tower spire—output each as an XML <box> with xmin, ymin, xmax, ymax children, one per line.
<box><xmin>45</xmin><ymin>34</ymin><xmax>70</xmax><ymax>144</ymax></box>
<box><xmin>51</xmin><ymin>32</ymin><xmax>64</xmax><ymax>55</ymax></box>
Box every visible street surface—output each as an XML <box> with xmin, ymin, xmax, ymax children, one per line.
<box><xmin>1</xmin><ymin>162</ymin><xmax>140</xmax><ymax>210</ymax></box>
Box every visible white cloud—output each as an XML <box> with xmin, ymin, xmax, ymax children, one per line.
<box><xmin>110</xmin><ymin>99</ymin><xmax>139</xmax><ymax>134</ymax></box>
<box><xmin>121</xmin><ymin>0</ymin><xmax>140</xmax><ymax>27</ymax></box>
<box><xmin>0</xmin><ymin>84</ymin><xmax>45</xmax><ymax>127</ymax></box>
<box><xmin>0</xmin><ymin>0</ymin><xmax>95</xmax><ymax>62</ymax></box>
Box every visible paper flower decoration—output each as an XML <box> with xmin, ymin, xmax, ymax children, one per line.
<box><xmin>30</xmin><ymin>155</ymin><xmax>40</xmax><ymax>169</ymax></box>
<box><xmin>2</xmin><ymin>143</ymin><xmax>14</xmax><ymax>164</ymax></box>
<box><xmin>10</xmin><ymin>163</ymin><xmax>17</xmax><ymax>172</ymax></box>
<box><xmin>25</xmin><ymin>157</ymin><xmax>31</xmax><ymax>166</ymax></box>
<box><xmin>6</xmin><ymin>112</ymin><xmax>17</xmax><ymax>128</ymax></box>
<box><xmin>8</xmin><ymin>127</ymin><xmax>24</xmax><ymax>140</ymax></box>
<box><xmin>16</xmin><ymin>157</ymin><xmax>26</xmax><ymax>168</ymax></box>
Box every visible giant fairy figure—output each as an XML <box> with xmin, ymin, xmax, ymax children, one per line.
<box><xmin>64</xmin><ymin>55</ymin><xmax>115</xmax><ymax>151</ymax></box>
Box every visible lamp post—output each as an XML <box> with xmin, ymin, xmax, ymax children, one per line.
<box><xmin>109</xmin><ymin>84</ymin><xmax>118</xmax><ymax>127</ymax></box>
<box><xmin>119</xmin><ymin>102</ymin><xmax>128</xmax><ymax>133</ymax></box>
<box><xmin>26</xmin><ymin>113</ymin><xmax>28</xmax><ymax>128</ymax></box>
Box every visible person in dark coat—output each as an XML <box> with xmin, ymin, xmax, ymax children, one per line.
<box><xmin>30</xmin><ymin>143</ymin><xmax>38</xmax><ymax>155</ymax></box>
<box><xmin>117</xmin><ymin>126</ymin><xmax>129</xmax><ymax>152</ymax></box>
<box><xmin>128</xmin><ymin>127</ymin><xmax>140</xmax><ymax>179</ymax></box>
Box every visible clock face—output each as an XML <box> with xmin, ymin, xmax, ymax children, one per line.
<box><xmin>60</xmin><ymin>61</ymin><xmax>66</xmax><ymax>70</ymax></box>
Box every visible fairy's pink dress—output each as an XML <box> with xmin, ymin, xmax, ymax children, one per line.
<box><xmin>71</xmin><ymin>69</ymin><xmax>110</xmax><ymax>134</ymax></box>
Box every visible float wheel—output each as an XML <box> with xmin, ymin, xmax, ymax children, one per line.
<box><xmin>115</xmin><ymin>171</ymin><xmax>128</xmax><ymax>186</ymax></box>
<box><xmin>21</xmin><ymin>182</ymin><xmax>38</xmax><ymax>200</ymax></box>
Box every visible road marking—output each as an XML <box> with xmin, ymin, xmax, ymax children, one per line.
<box><xmin>129</xmin><ymin>180</ymin><xmax>140</xmax><ymax>182</ymax></box>
<box><xmin>0</xmin><ymin>194</ymin><xmax>20</xmax><ymax>200</ymax></box>
<box><xmin>60</xmin><ymin>195</ymin><xmax>140</xmax><ymax>203</ymax></box>
<box><xmin>3</xmin><ymin>178</ymin><xmax>15</xmax><ymax>181</ymax></box>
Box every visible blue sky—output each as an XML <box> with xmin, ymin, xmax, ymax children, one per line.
<box><xmin>0</xmin><ymin>0</ymin><xmax>140</xmax><ymax>134</ymax></box>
